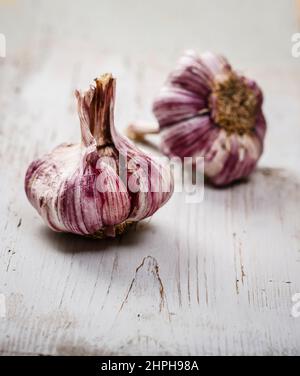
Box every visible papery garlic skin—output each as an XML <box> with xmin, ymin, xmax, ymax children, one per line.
<box><xmin>153</xmin><ymin>51</ymin><xmax>267</xmax><ymax>186</ymax></box>
<box><xmin>25</xmin><ymin>74</ymin><xmax>173</xmax><ymax>238</ymax></box>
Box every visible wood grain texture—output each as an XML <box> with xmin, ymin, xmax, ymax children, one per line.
<box><xmin>0</xmin><ymin>0</ymin><xmax>300</xmax><ymax>356</ymax></box>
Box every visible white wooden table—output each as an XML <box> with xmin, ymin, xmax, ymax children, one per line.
<box><xmin>0</xmin><ymin>0</ymin><xmax>300</xmax><ymax>356</ymax></box>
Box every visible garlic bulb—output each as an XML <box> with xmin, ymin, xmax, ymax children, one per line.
<box><xmin>129</xmin><ymin>51</ymin><xmax>267</xmax><ymax>186</ymax></box>
<box><xmin>25</xmin><ymin>74</ymin><xmax>173</xmax><ymax>238</ymax></box>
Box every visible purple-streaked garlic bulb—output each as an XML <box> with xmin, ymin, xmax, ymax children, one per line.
<box><xmin>154</xmin><ymin>51</ymin><xmax>267</xmax><ymax>186</ymax></box>
<box><xmin>25</xmin><ymin>74</ymin><xmax>173</xmax><ymax>238</ymax></box>
<box><xmin>129</xmin><ymin>51</ymin><xmax>267</xmax><ymax>186</ymax></box>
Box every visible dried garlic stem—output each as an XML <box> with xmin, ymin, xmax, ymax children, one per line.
<box><xmin>126</xmin><ymin>121</ymin><xmax>159</xmax><ymax>143</ymax></box>
<box><xmin>76</xmin><ymin>73</ymin><xmax>116</xmax><ymax>148</ymax></box>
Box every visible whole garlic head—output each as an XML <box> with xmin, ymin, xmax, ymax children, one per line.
<box><xmin>153</xmin><ymin>51</ymin><xmax>267</xmax><ymax>186</ymax></box>
<box><xmin>25</xmin><ymin>74</ymin><xmax>173</xmax><ymax>238</ymax></box>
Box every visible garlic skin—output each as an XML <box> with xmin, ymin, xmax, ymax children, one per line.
<box><xmin>25</xmin><ymin>74</ymin><xmax>173</xmax><ymax>238</ymax></box>
<box><xmin>152</xmin><ymin>51</ymin><xmax>267</xmax><ymax>186</ymax></box>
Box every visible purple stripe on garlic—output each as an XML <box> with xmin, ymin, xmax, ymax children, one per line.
<box><xmin>25</xmin><ymin>74</ymin><xmax>174</xmax><ymax>238</ymax></box>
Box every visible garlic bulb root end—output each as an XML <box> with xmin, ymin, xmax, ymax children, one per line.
<box><xmin>88</xmin><ymin>221</ymin><xmax>135</xmax><ymax>239</ymax></box>
<box><xmin>211</xmin><ymin>72</ymin><xmax>258</xmax><ymax>135</ymax></box>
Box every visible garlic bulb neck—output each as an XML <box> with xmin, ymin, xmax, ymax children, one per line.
<box><xmin>210</xmin><ymin>72</ymin><xmax>258</xmax><ymax>135</ymax></box>
<box><xmin>76</xmin><ymin>73</ymin><xmax>115</xmax><ymax>148</ymax></box>
<box><xmin>126</xmin><ymin>122</ymin><xmax>160</xmax><ymax>143</ymax></box>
